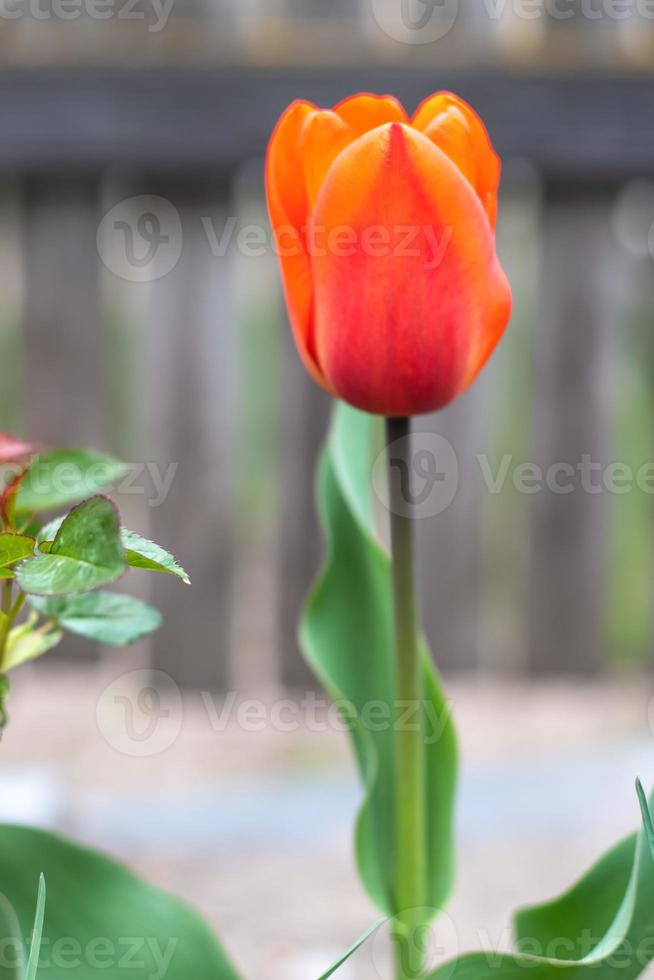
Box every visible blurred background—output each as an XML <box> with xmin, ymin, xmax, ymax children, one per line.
<box><xmin>1</xmin><ymin>2</ymin><xmax>654</xmax><ymax>977</ymax></box>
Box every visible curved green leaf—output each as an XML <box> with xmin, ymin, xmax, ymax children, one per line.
<box><xmin>16</xmin><ymin>497</ymin><xmax>125</xmax><ymax>597</ymax></box>
<box><xmin>16</xmin><ymin>450</ymin><xmax>128</xmax><ymax>517</ymax></box>
<box><xmin>317</xmin><ymin>920</ymin><xmax>386</xmax><ymax>979</ymax></box>
<box><xmin>29</xmin><ymin>592</ymin><xmax>162</xmax><ymax>645</ymax></box>
<box><xmin>25</xmin><ymin>875</ymin><xmax>46</xmax><ymax>980</ymax></box>
<box><xmin>0</xmin><ymin>824</ymin><xmax>241</xmax><ymax>979</ymax></box>
<box><xmin>427</xmin><ymin>790</ymin><xmax>654</xmax><ymax>979</ymax></box>
<box><xmin>122</xmin><ymin>530</ymin><xmax>191</xmax><ymax>584</ymax></box>
<box><xmin>300</xmin><ymin>403</ymin><xmax>457</xmax><ymax>920</ymax></box>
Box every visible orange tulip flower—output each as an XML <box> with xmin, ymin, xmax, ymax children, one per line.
<box><xmin>266</xmin><ymin>92</ymin><xmax>512</xmax><ymax>417</ymax></box>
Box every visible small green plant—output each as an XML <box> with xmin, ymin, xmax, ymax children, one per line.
<box><xmin>0</xmin><ymin>432</ymin><xmax>188</xmax><ymax>729</ymax></box>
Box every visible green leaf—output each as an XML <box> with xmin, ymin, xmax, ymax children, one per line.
<box><xmin>15</xmin><ymin>450</ymin><xmax>128</xmax><ymax>517</ymax></box>
<box><xmin>37</xmin><ymin>522</ymin><xmax>190</xmax><ymax>585</ymax></box>
<box><xmin>122</xmin><ymin>529</ymin><xmax>191</xmax><ymax>584</ymax></box>
<box><xmin>426</xmin><ymin>789</ymin><xmax>654</xmax><ymax>979</ymax></box>
<box><xmin>317</xmin><ymin>920</ymin><xmax>385</xmax><ymax>979</ymax></box>
<box><xmin>300</xmin><ymin>404</ymin><xmax>457</xmax><ymax>921</ymax></box>
<box><xmin>25</xmin><ymin>875</ymin><xmax>46</xmax><ymax>980</ymax></box>
<box><xmin>16</xmin><ymin>497</ymin><xmax>125</xmax><ymax>597</ymax></box>
<box><xmin>29</xmin><ymin>592</ymin><xmax>162</xmax><ymax>645</ymax></box>
<box><xmin>0</xmin><ymin>534</ymin><xmax>34</xmax><ymax>568</ymax></box>
<box><xmin>0</xmin><ymin>569</ymin><xmax>14</xmax><ymax>580</ymax></box>
<box><xmin>0</xmin><ymin>824</ymin><xmax>241</xmax><ymax>979</ymax></box>
<box><xmin>4</xmin><ymin>617</ymin><xmax>63</xmax><ymax>670</ymax></box>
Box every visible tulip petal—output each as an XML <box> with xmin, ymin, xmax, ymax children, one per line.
<box><xmin>334</xmin><ymin>93</ymin><xmax>408</xmax><ymax>135</ymax></box>
<box><xmin>266</xmin><ymin>100</ymin><xmax>332</xmax><ymax>390</ymax></box>
<box><xmin>413</xmin><ymin>92</ymin><xmax>500</xmax><ymax>228</ymax></box>
<box><xmin>301</xmin><ymin>110</ymin><xmax>356</xmax><ymax>208</ymax></box>
<box><xmin>311</xmin><ymin>123</ymin><xmax>511</xmax><ymax>416</ymax></box>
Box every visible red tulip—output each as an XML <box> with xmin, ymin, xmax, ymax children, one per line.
<box><xmin>266</xmin><ymin>92</ymin><xmax>512</xmax><ymax>417</ymax></box>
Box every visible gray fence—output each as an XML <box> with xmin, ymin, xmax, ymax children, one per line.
<box><xmin>0</xmin><ymin>68</ymin><xmax>653</xmax><ymax>688</ymax></box>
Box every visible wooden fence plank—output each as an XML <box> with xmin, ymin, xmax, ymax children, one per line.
<box><xmin>528</xmin><ymin>187</ymin><xmax>622</xmax><ymax>674</ymax></box>
<box><xmin>22</xmin><ymin>176</ymin><xmax>104</xmax><ymax>662</ymax></box>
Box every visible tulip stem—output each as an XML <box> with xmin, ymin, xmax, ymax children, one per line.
<box><xmin>387</xmin><ymin>416</ymin><xmax>426</xmax><ymax>980</ymax></box>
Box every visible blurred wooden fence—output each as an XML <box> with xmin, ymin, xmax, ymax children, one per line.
<box><xmin>0</xmin><ymin>67</ymin><xmax>653</xmax><ymax>688</ymax></box>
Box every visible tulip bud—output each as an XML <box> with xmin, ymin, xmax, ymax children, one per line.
<box><xmin>266</xmin><ymin>92</ymin><xmax>512</xmax><ymax>417</ymax></box>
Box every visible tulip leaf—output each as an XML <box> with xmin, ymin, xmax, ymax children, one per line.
<box><xmin>300</xmin><ymin>403</ymin><xmax>457</xmax><ymax>922</ymax></box>
<box><xmin>0</xmin><ymin>824</ymin><xmax>241</xmax><ymax>979</ymax></box>
<box><xmin>0</xmin><ymin>534</ymin><xmax>35</xmax><ymax>568</ymax></box>
<box><xmin>16</xmin><ymin>497</ymin><xmax>125</xmax><ymax>597</ymax></box>
<box><xmin>25</xmin><ymin>874</ymin><xmax>46</xmax><ymax>980</ymax></box>
<box><xmin>122</xmin><ymin>529</ymin><xmax>191</xmax><ymax>584</ymax></box>
<box><xmin>425</xmin><ymin>788</ymin><xmax>654</xmax><ymax>979</ymax></box>
<box><xmin>15</xmin><ymin>450</ymin><xmax>128</xmax><ymax>516</ymax></box>
<box><xmin>29</xmin><ymin>592</ymin><xmax>162</xmax><ymax>645</ymax></box>
<box><xmin>317</xmin><ymin>920</ymin><xmax>386</xmax><ymax>979</ymax></box>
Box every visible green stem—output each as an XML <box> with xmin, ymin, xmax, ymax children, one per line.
<box><xmin>387</xmin><ymin>417</ymin><xmax>426</xmax><ymax>980</ymax></box>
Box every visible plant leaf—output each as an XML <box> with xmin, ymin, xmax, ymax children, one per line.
<box><xmin>425</xmin><ymin>789</ymin><xmax>654</xmax><ymax>979</ymax></box>
<box><xmin>29</xmin><ymin>592</ymin><xmax>162</xmax><ymax>645</ymax></box>
<box><xmin>317</xmin><ymin>920</ymin><xmax>386</xmax><ymax>979</ymax></box>
<box><xmin>0</xmin><ymin>884</ymin><xmax>24</xmax><ymax>980</ymax></box>
<box><xmin>0</xmin><ymin>825</ymin><xmax>241</xmax><ymax>979</ymax></box>
<box><xmin>16</xmin><ymin>497</ymin><xmax>125</xmax><ymax>597</ymax></box>
<box><xmin>122</xmin><ymin>529</ymin><xmax>191</xmax><ymax>584</ymax></box>
<box><xmin>300</xmin><ymin>404</ymin><xmax>457</xmax><ymax>921</ymax></box>
<box><xmin>0</xmin><ymin>534</ymin><xmax>35</xmax><ymax>568</ymax></box>
<box><xmin>15</xmin><ymin>450</ymin><xmax>128</xmax><ymax>517</ymax></box>
<box><xmin>4</xmin><ymin>620</ymin><xmax>63</xmax><ymax>670</ymax></box>
<box><xmin>37</xmin><ymin>522</ymin><xmax>190</xmax><ymax>585</ymax></box>
<box><xmin>25</xmin><ymin>875</ymin><xmax>46</xmax><ymax>980</ymax></box>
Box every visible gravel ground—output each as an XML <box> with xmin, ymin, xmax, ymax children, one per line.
<box><xmin>0</xmin><ymin>665</ymin><xmax>652</xmax><ymax>978</ymax></box>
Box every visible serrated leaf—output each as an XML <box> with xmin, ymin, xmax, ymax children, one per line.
<box><xmin>425</xmin><ymin>789</ymin><xmax>654</xmax><ymax>979</ymax></box>
<box><xmin>300</xmin><ymin>404</ymin><xmax>457</xmax><ymax>924</ymax></box>
<box><xmin>37</xmin><ymin>521</ymin><xmax>189</xmax><ymax>585</ymax></box>
<box><xmin>29</xmin><ymin>592</ymin><xmax>162</xmax><ymax>645</ymax></box>
<box><xmin>16</xmin><ymin>497</ymin><xmax>125</xmax><ymax>597</ymax></box>
<box><xmin>122</xmin><ymin>529</ymin><xmax>191</xmax><ymax>584</ymax></box>
<box><xmin>15</xmin><ymin>450</ymin><xmax>128</xmax><ymax>517</ymax></box>
<box><xmin>0</xmin><ymin>825</ymin><xmax>241</xmax><ymax>979</ymax></box>
<box><xmin>0</xmin><ymin>534</ymin><xmax>34</xmax><ymax>568</ymax></box>
<box><xmin>4</xmin><ymin>622</ymin><xmax>63</xmax><ymax>670</ymax></box>
<box><xmin>317</xmin><ymin>920</ymin><xmax>385</xmax><ymax>979</ymax></box>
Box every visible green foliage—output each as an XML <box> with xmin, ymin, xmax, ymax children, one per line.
<box><xmin>300</xmin><ymin>404</ymin><xmax>457</xmax><ymax>920</ymax></box>
<box><xmin>4</xmin><ymin>617</ymin><xmax>63</xmax><ymax>670</ymax></box>
<box><xmin>28</xmin><ymin>592</ymin><xmax>162</xmax><ymax>645</ymax></box>
<box><xmin>317</xmin><ymin>920</ymin><xmax>385</xmax><ymax>979</ymax></box>
<box><xmin>15</xmin><ymin>450</ymin><xmax>128</xmax><ymax>517</ymax></box>
<box><xmin>0</xmin><ymin>826</ymin><xmax>240</xmax><ymax>980</ymax></box>
<box><xmin>16</xmin><ymin>498</ymin><xmax>125</xmax><ymax>597</ymax></box>
<box><xmin>122</xmin><ymin>529</ymin><xmax>190</xmax><ymax>584</ymax></box>
<box><xmin>0</xmin><ymin>536</ymin><xmax>34</xmax><ymax>570</ymax></box>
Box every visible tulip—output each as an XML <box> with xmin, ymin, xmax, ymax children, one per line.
<box><xmin>266</xmin><ymin>92</ymin><xmax>512</xmax><ymax>417</ymax></box>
